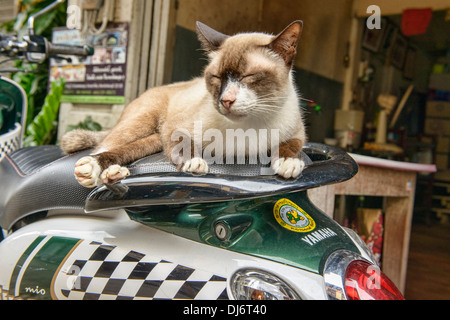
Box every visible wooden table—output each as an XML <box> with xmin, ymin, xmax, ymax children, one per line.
<box><xmin>308</xmin><ymin>154</ymin><xmax>437</xmax><ymax>294</ymax></box>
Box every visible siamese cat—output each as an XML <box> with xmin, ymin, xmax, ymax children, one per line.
<box><xmin>60</xmin><ymin>20</ymin><xmax>307</xmax><ymax>188</ymax></box>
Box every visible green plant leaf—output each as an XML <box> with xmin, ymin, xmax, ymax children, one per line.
<box><xmin>35</xmin><ymin>10</ymin><xmax>58</xmax><ymax>36</ymax></box>
<box><xmin>24</xmin><ymin>78</ymin><xmax>65</xmax><ymax>147</ymax></box>
<box><xmin>65</xmin><ymin>116</ymin><xmax>103</xmax><ymax>133</ymax></box>
<box><xmin>3</xmin><ymin>0</ymin><xmax>67</xmax><ymax>146</ymax></box>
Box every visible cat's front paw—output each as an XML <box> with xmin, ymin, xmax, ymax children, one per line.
<box><xmin>182</xmin><ymin>157</ymin><xmax>209</xmax><ymax>175</ymax></box>
<box><xmin>74</xmin><ymin>156</ymin><xmax>102</xmax><ymax>188</ymax></box>
<box><xmin>272</xmin><ymin>157</ymin><xmax>304</xmax><ymax>179</ymax></box>
<box><xmin>100</xmin><ymin>165</ymin><xmax>130</xmax><ymax>185</ymax></box>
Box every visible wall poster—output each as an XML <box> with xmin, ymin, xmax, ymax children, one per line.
<box><xmin>50</xmin><ymin>23</ymin><xmax>129</xmax><ymax>104</ymax></box>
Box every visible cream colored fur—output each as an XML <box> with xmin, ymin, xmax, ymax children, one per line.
<box><xmin>61</xmin><ymin>20</ymin><xmax>307</xmax><ymax>188</ymax></box>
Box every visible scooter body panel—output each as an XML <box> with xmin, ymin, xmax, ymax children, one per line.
<box><xmin>0</xmin><ymin>139</ymin><xmax>372</xmax><ymax>300</ymax></box>
<box><xmin>125</xmin><ymin>191</ymin><xmax>360</xmax><ymax>274</ymax></box>
<box><xmin>0</xmin><ymin>210</ymin><xmax>329</xmax><ymax>300</ymax></box>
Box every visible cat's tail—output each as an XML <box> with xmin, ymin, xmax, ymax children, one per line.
<box><xmin>60</xmin><ymin>129</ymin><xmax>109</xmax><ymax>154</ymax></box>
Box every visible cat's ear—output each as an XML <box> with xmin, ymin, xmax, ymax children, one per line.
<box><xmin>269</xmin><ymin>20</ymin><xmax>303</xmax><ymax>66</ymax></box>
<box><xmin>196</xmin><ymin>21</ymin><xmax>229</xmax><ymax>52</ymax></box>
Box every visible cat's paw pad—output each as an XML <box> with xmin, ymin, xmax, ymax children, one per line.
<box><xmin>100</xmin><ymin>165</ymin><xmax>130</xmax><ymax>185</ymax></box>
<box><xmin>182</xmin><ymin>157</ymin><xmax>209</xmax><ymax>175</ymax></box>
<box><xmin>74</xmin><ymin>156</ymin><xmax>102</xmax><ymax>188</ymax></box>
<box><xmin>272</xmin><ymin>157</ymin><xmax>305</xmax><ymax>179</ymax></box>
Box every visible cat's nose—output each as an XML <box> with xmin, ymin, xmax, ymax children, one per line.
<box><xmin>221</xmin><ymin>98</ymin><xmax>235</xmax><ymax>110</ymax></box>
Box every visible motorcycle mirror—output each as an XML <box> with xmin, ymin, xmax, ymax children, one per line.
<box><xmin>27</xmin><ymin>0</ymin><xmax>65</xmax><ymax>36</ymax></box>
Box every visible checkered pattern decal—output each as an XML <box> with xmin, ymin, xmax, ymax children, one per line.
<box><xmin>0</xmin><ymin>285</ymin><xmax>17</xmax><ymax>300</ymax></box>
<box><xmin>55</xmin><ymin>241</ymin><xmax>229</xmax><ymax>300</ymax></box>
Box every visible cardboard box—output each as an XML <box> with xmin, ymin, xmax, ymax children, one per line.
<box><xmin>436</xmin><ymin>153</ymin><xmax>449</xmax><ymax>171</ymax></box>
<box><xmin>426</xmin><ymin>101</ymin><xmax>450</xmax><ymax>118</ymax></box>
<box><xmin>435</xmin><ymin>169</ymin><xmax>450</xmax><ymax>182</ymax></box>
<box><xmin>429</xmin><ymin>74</ymin><xmax>450</xmax><ymax>91</ymax></box>
<box><xmin>436</xmin><ymin>136</ymin><xmax>450</xmax><ymax>153</ymax></box>
<box><xmin>425</xmin><ymin>118</ymin><xmax>450</xmax><ymax>136</ymax></box>
<box><xmin>357</xmin><ymin>208</ymin><xmax>383</xmax><ymax>265</ymax></box>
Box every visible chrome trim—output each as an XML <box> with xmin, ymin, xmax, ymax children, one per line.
<box><xmin>342</xmin><ymin>227</ymin><xmax>378</xmax><ymax>266</ymax></box>
<box><xmin>323</xmin><ymin>250</ymin><xmax>370</xmax><ymax>300</ymax></box>
<box><xmin>28</xmin><ymin>0</ymin><xmax>64</xmax><ymax>36</ymax></box>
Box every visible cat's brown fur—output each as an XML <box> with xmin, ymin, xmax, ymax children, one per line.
<box><xmin>61</xmin><ymin>21</ymin><xmax>307</xmax><ymax>188</ymax></box>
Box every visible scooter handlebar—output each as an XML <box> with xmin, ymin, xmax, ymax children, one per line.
<box><xmin>47</xmin><ymin>42</ymin><xmax>94</xmax><ymax>57</ymax></box>
<box><xmin>0</xmin><ymin>33</ymin><xmax>94</xmax><ymax>60</ymax></box>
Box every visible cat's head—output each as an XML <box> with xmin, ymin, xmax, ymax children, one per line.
<box><xmin>197</xmin><ymin>21</ymin><xmax>303</xmax><ymax>121</ymax></box>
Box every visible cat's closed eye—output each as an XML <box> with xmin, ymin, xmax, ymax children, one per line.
<box><xmin>240</xmin><ymin>72</ymin><xmax>268</xmax><ymax>85</ymax></box>
<box><xmin>206</xmin><ymin>73</ymin><xmax>220</xmax><ymax>79</ymax></box>
<box><xmin>239</xmin><ymin>73</ymin><xmax>256</xmax><ymax>80</ymax></box>
<box><xmin>206</xmin><ymin>73</ymin><xmax>221</xmax><ymax>86</ymax></box>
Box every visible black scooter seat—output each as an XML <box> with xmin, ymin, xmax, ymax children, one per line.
<box><xmin>0</xmin><ymin>146</ymin><xmax>92</xmax><ymax>229</ymax></box>
<box><xmin>0</xmin><ymin>143</ymin><xmax>358</xmax><ymax>230</ymax></box>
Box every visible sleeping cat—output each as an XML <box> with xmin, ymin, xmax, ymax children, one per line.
<box><xmin>60</xmin><ymin>20</ymin><xmax>307</xmax><ymax>188</ymax></box>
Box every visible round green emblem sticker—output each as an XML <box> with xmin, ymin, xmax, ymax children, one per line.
<box><xmin>273</xmin><ymin>198</ymin><xmax>316</xmax><ymax>233</ymax></box>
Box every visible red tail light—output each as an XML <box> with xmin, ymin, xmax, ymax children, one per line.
<box><xmin>344</xmin><ymin>260</ymin><xmax>404</xmax><ymax>300</ymax></box>
<box><xmin>324</xmin><ymin>250</ymin><xmax>405</xmax><ymax>300</ymax></box>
